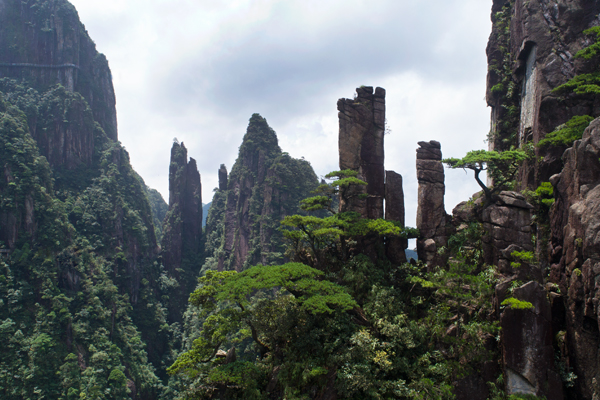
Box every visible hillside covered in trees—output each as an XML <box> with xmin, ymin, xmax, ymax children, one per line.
<box><xmin>3</xmin><ymin>0</ymin><xmax>600</xmax><ymax>399</ymax></box>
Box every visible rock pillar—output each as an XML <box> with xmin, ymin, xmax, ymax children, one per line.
<box><xmin>385</xmin><ymin>170</ymin><xmax>407</xmax><ymax>264</ymax></box>
<box><xmin>161</xmin><ymin>142</ymin><xmax>203</xmax><ymax>278</ymax></box>
<box><xmin>218</xmin><ymin>164</ymin><xmax>228</xmax><ymax>190</ymax></box>
<box><xmin>416</xmin><ymin>140</ymin><xmax>448</xmax><ymax>266</ymax></box>
<box><xmin>337</xmin><ymin>86</ymin><xmax>385</xmax><ymax>218</ymax></box>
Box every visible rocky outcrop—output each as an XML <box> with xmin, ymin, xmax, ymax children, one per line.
<box><xmin>337</xmin><ymin>86</ymin><xmax>385</xmax><ymax>219</ymax></box>
<box><xmin>161</xmin><ymin>142</ymin><xmax>203</xmax><ymax>277</ymax></box>
<box><xmin>486</xmin><ymin>0</ymin><xmax>600</xmax><ymax>183</ymax></box>
<box><xmin>0</xmin><ymin>0</ymin><xmax>118</xmax><ymax>141</ymax></box>
<box><xmin>550</xmin><ymin>117</ymin><xmax>600</xmax><ymax>399</ymax></box>
<box><xmin>211</xmin><ymin>114</ymin><xmax>318</xmax><ymax>272</ymax></box>
<box><xmin>481</xmin><ymin>191</ymin><xmax>534</xmax><ymax>272</ymax></box>
<box><xmin>499</xmin><ymin>281</ymin><xmax>562</xmax><ymax>400</ymax></box>
<box><xmin>416</xmin><ymin>140</ymin><xmax>450</xmax><ymax>266</ymax></box>
<box><xmin>385</xmin><ymin>170</ymin><xmax>407</xmax><ymax>264</ymax></box>
<box><xmin>218</xmin><ymin>164</ymin><xmax>228</xmax><ymax>190</ymax></box>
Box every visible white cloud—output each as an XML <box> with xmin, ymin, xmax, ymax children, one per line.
<box><xmin>70</xmin><ymin>0</ymin><xmax>493</xmax><ymax>225</ymax></box>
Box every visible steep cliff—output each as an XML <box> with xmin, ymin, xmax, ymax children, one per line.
<box><xmin>0</xmin><ymin>1</ymin><xmax>176</xmax><ymax>397</ymax></box>
<box><xmin>0</xmin><ymin>0</ymin><xmax>117</xmax><ymax>141</ymax></box>
<box><xmin>160</xmin><ymin>141</ymin><xmax>203</xmax><ymax>322</ymax></box>
<box><xmin>204</xmin><ymin>114</ymin><xmax>319</xmax><ymax>272</ymax></box>
<box><xmin>482</xmin><ymin>0</ymin><xmax>600</xmax><ymax>398</ymax></box>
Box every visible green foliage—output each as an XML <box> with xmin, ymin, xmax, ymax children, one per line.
<box><xmin>511</xmin><ymin>250</ymin><xmax>535</xmax><ymax>263</ymax></box>
<box><xmin>501</xmin><ymin>297</ymin><xmax>534</xmax><ymax>310</ymax></box>
<box><xmin>171</xmin><ymin>168</ymin><xmax>497</xmax><ymax>399</ymax></box>
<box><xmin>0</xmin><ymin>77</ymin><xmax>175</xmax><ymax>398</ymax></box>
<box><xmin>537</xmin><ymin>115</ymin><xmax>594</xmax><ymax>147</ymax></box>
<box><xmin>487</xmin><ymin>2</ymin><xmax>521</xmax><ymax>148</ymax></box>
<box><xmin>553</xmin><ymin>28</ymin><xmax>600</xmax><ymax>96</ymax></box>
<box><xmin>443</xmin><ymin>148</ymin><xmax>531</xmax><ymax>200</ymax></box>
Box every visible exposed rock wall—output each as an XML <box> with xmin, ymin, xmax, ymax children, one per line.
<box><xmin>486</xmin><ymin>0</ymin><xmax>600</xmax><ymax>184</ymax></box>
<box><xmin>211</xmin><ymin>114</ymin><xmax>318</xmax><ymax>272</ymax></box>
<box><xmin>384</xmin><ymin>170</ymin><xmax>407</xmax><ymax>264</ymax></box>
<box><xmin>218</xmin><ymin>164</ymin><xmax>228</xmax><ymax>190</ymax></box>
<box><xmin>485</xmin><ymin>0</ymin><xmax>600</xmax><ymax>397</ymax></box>
<box><xmin>161</xmin><ymin>142</ymin><xmax>203</xmax><ymax>276</ymax></box>
<box><xmin>481</xmin><ymin>191</ymin><xmax>534</xmax><ymax>271</ymax></box>
<box><xmin>337</xmin><ymin>86</ymin><xmax>385</xmax><ymax>219</ymax></box>
<box><xmin>416</xmin><ymin>140</ymin><xmax>449</xmax><ymax>266</ymax></box>
<box><xmin>550</xmin><ymin>118</ymin><xmax>600</xmax><ymax>399</ymax></box>
<box><xmin>0</xmin><ymin>0</ymin><xmax>118</xmax><ymax>141</ymax></box>
<box><xmin>499</xmin><ymin>282</ymin><xmax>562</xmax><ymax>399</ymax></box>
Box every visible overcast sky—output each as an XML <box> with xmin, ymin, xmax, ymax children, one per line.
<box><xmin>68</xmin><ymin>0</ymin><xmax>493</xmax><ymax>230</ymax></box>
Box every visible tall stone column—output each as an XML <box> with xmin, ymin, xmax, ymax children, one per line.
<box><xmin>337</xmin><ymin>86</ymin><xmax>385</xmax><ymax>219</ymax></box>
<box><xmin>218</xmin><ymin>164</ymin><xmax>228</xmax><ymax>190</ymax></box>
<box><xmin>385</xmin><ymin>170</ymin><xmax>407</xmax><ymax>264</ymax></box>
<box><xmin>416</xmin><ymin>140</ymin><xmax>448</xmax><ymax>266</ymax></box>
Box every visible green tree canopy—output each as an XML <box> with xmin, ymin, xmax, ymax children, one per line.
<box><xmin>443</xmin><ymin>148</ymin><xmax>531</xmax><ymax>201</ymax></box>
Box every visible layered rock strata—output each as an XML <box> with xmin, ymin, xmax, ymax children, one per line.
<box><xmin>0</xmin><ymin>0</ymin><xmax>118</xmax><ymax>141</ymax></box>
<box><xmin>337</xmin><ymin>86</ymin><xmax>406</xmax><ymax>262</ymax></box>
<box><xmin>550</xmin><ymin>118</ymin><xmax>600</xmax><ymax>399</ymax></box>
<box><xmin>486</xmin><ymin>0</ymin><xmax>600</xmax><ymax>184</ymax></box>
<box><xmin>337</xmin><ymin>86</ymin><xmax>385</xmax><ymax>218</ymax></box>
<box><xmin>416</xmin><ymin>140</ymin><xmax>449</xmax><ymax>266</ymax></box>
<box><xmin>385</xmin><ymin>170</ymin><xmax>407</xmax><ymax>264</ymax></box>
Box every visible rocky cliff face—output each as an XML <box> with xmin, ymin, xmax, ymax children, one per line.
<box><xmin>484</xmin><ymin>0</ymin><xmax>600</xmax><ymax>398</ymax></box>
<box><xmin>160</xmin><ymin>142</ymin><xmax>203</xmax><ymax>320</ymax></box>
<box><xmin>337</xmin><ymin>86</ymin><xmax>386</xmax><ymax>219</ymax></box>
<box><xmin>416</xmin><ymin>140</ymin><xmax>450</xmax><ymax>266</ymax></box>
<box><xmin>487</xmin><ymin>0</ymin><xmax>600</xmax><ymax>184</ymax></box>
<box><xmin>549</xmin><ymin>118</ymin><xmax>600</xmax><ymax>399</ymax></box>
<box><xmin>0</xmin><ymin>0</ymin><xmax>118</xmax><ymax>156</ymax></box>
<box><xmin>162</xmin><ymin>142</ymin><xmax>203</xmax><ymax>274</ymax></box>
<box><xmin>204</xmin><ymin>114</ymin><xmax>318</xmax><ymax>272</ymax></box>
<box><xmin>337</xmin><ymin>86</ymin><xmax>407</xmax><ymax>262</ymax></box>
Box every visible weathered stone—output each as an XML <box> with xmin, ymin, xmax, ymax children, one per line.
<box><xmin>480</xmin><ymin>192</ymin><xmax>533</xmax><ymax>269</ymax></box>
<box><xmin>214</xmin><ymin>114</ymin><xmax>318</xmax><ymax>272</ymax></box>
<box><xmin>416</xmin><ymin>141</ymin><xmax>450</xmax><ymax>267</ymax></box>
<box><xmin>549</xmin><ymin>118</ymin><xmax>600</xmax><ymax>398</ymax></box>
<box><xmin>500</xmin><ymin>281</ymin><xmax>557</xmax><ymax>398</ymax></box>
<box><xmin>338</xmin><ymin>86</ymin><xmax>385</xmax><ymax>219</ymax></box>
<box><xmin>218</xmin><ymin>164</ymin><xmax>228</xmax><ymax>190</ymax></box>
<box><xmin>0</xmin><ymin>0</ymin><xmax>118</xmax><ymax>141</ymax></box>
<box><xmin>497</xmin><ymin>191</ymin><xmax>534</xmax><ymax>209</ymax></box>
<box><xmin>385</xmin><ymin>170</ymin><xmax>407</xmax><ymax>264</ymax></box>
<box><xmin>162</xmin><ymin>142</ymin><xmax>203</xmax><ymax>273</ymax></box>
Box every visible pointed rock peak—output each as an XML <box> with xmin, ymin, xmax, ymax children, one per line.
<box><xmin>219</xmin><ymin>164</ymin><xmax>228</xmax><ymax>190</ymax></box>
<box><xmin>239</xmin><ymin>113</ymin><xmax>281</xmax><ymax>157</ymax></box>
<box><xmin>170</xmin><ymin>141</ymin><xmax>188</xmax><ymax>165</ymax></box>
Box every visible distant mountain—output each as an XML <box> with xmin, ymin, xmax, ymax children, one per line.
<box><xmin>202</xmin><ymin>202</ymin><xmax>211</xmax><ymax>227</ymax></box>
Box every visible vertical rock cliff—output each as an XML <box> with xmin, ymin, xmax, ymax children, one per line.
<box><xmin>484</xmin><ymin>0</ymin><xmax>600</xmax><ymax>398</ymax></box>
<box><xmin>337</xmin><ymin>86</ymin><xmax>407</xmax><ymax>262</ymax></box>
<box><xmin>0</xmin><ymin>0</ymin><xmax>118</xmax><ymax>141</ymax></box>
<box><xmin>204</xmin><ymin>113</ymin><xmax>318</xmax><ymax>272</ymax></box>
<box><xmin>161</xmin><ymin>141</ymin><xmax>203</xmax><ymax>274</ymax></box>
<box><xmin>416</xmin><ymin>140</ymin><xmax>450</xmax><ymax>266</ymax></box>
<box><xmin>337</xmin><ymin>86</ymin><xmax>386</xmax><ymax>218</ymax></box>
<box><xmin>0</xmin><ymin>2</ymin><xmax>174</xmax><ymax>397</ymax></box>
<box><xmin>161</xmin><ymin>141</ymin><xmax>203</xmax><ymax>321</ymax></box>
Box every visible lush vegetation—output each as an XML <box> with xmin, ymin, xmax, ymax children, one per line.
<box><xmin>553</xmin><ymin>27</ymin><xmax>600</xmax><ymax>96</ymax></box>
<box><xmin>168</xmin><ymin>172</ymin><xmax>500</xmax><ymax>399</ymax></box>
<box><xmin>443</xmin><ymin>148</ymin><xmax>531</xmax><ymax>201</ymax></box>
<box><xmin>0</xmin><ymin>79</ymin><xmax>180</xmax><ymax>399</ymax></box>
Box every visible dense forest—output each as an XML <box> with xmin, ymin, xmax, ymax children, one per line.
<box><xmin>2</xmin><ymin>0</ymin><xmax>600</xmax><ymax>399</ymax></box>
